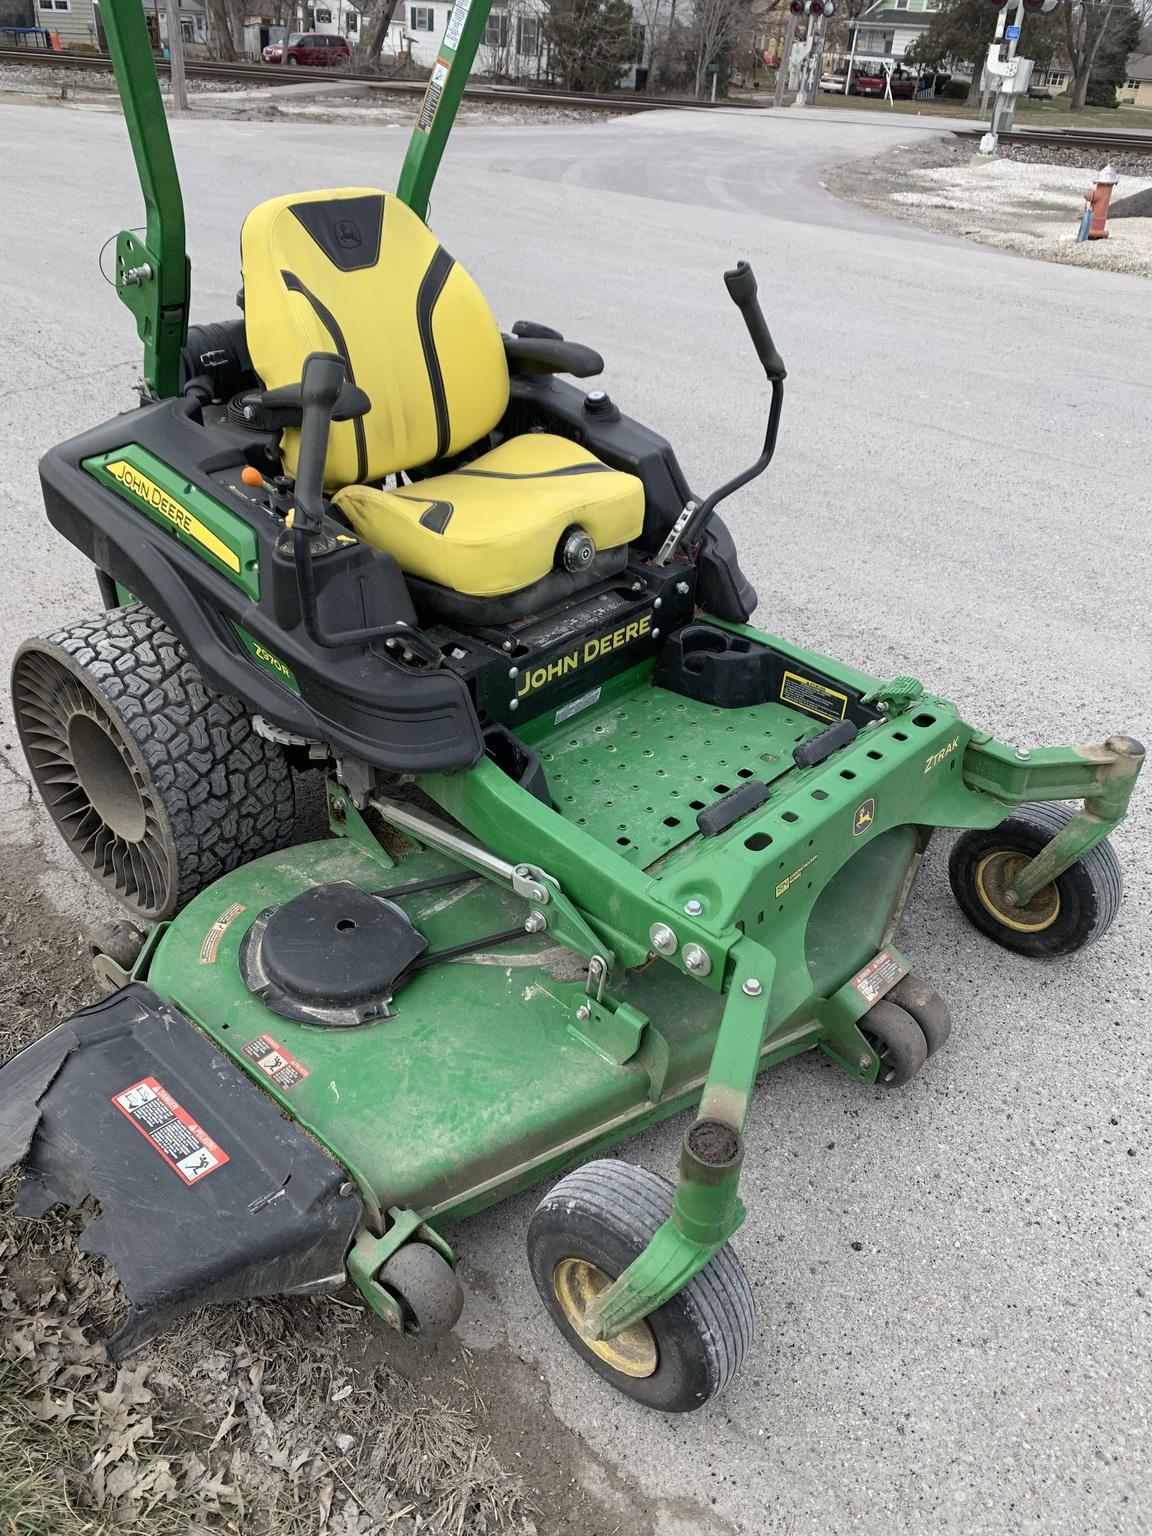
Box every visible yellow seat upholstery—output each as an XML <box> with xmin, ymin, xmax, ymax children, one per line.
<box><xmin>241</xmin><ymin>187</ymin><xmax>644</xmax><ymax>599</ymax></box>
<box><xmin>334</xmin><ymin>435</ymin><xmax>644</xmax><ymax>598</ymax></box>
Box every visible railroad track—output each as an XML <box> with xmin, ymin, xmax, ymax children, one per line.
<box><xmin>0</xmin><ymin>46</ymin><xmax>758</xmax><ymax>113</ymax></box>
<box><xmin>955</xmin><ymin>126</ymin><xmax>1152</xmax><ymax>154</ymax></box>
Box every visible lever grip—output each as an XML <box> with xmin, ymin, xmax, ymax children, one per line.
<box><xmin>293</xmin><ymin>351</ymin><xmax>345</xmax><ymax>535</ymax></box>
<box><xmin>724</xmin><ymin>261</ymin><xmax>787</xmax><ymax>382</ymax></box>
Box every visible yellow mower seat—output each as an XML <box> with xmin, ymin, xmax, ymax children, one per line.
<box><xmin>333</xmin><ymin>435</ymin><xmax>643</xmax><ymax>599</ymax></box>
<box><xmin>241</xmin><ymin>187</ymin><xmax>644</xmax><ymax>599</ymax></box>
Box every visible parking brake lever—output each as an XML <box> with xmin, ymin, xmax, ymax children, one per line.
<box><xmin>651</xmin><ymin>261</ymin><xmax>786</xmax><ymax>568</ymax></box>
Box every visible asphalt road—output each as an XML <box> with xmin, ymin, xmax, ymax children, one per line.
<box><xmin>1</xmin><ymin>100</ymin><xmax>1150</xmax><ymax>1536</ymax></box>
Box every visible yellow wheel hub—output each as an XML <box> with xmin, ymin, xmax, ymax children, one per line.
<box><xmin>552</xmin><ymin>1258</ymin><xmax>658</xmax><ymax>1379</ymax></box>
<box><xmin>974</xmin><ymin>850</ymin><xmax>1061</xmax><ymax>934</ymax></box>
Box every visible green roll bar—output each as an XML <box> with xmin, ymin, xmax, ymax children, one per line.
<box><xmin>98</xmin><ymin>0</ymin><xmax>494</xmax><ymax>397</ymax></box>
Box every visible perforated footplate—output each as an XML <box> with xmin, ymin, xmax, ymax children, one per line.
<box><xmin>530</xmin><ymin>689</ymin><xmax>823</xmax><ymax>867</ymax></box>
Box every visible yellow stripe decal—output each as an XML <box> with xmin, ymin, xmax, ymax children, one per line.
<box><xmin>103</xmin><ymin>460</ymin><xmax>241</xmax><ymax>573</ymax></box>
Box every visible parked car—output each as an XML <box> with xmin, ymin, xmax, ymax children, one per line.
<box><xmin>262</xmin><ymin>33</ymin><xmax>296</xmax><ymax>62</ymax></box>
<box><xmin>854</xmin><ymin>69</ymin><xmax>916</xmax><ymax>99</ymax></box>
<box><xmin>819</xmin><ymin>71</ymin><xmax>849</xmax><ymax>92</ymax></box>
<box><xmin>264</xmin><ymin>33</ymin><xmax>351</xmax><ymax>66</ymax></box>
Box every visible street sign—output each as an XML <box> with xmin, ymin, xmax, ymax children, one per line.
<box><xmin>1006</xmin><ymin>24</ymin><xmax>1021</xmax><ymax>37</ymax></box>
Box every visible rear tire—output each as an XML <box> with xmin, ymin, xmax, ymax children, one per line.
<box><xmin>13</xmin><ymin>605</ymin><xmax>295</xmax><ymax>920</ymax></box>
<box><xmin>527</xmin><ymin>1159</ymin><xmax>754</xmax><ymax>1412</ymax></box>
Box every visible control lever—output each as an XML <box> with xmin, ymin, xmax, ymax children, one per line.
<box><xmin>289</xmin><ymin>351</ymin><xmax>438</xmax><ymax>661</ymax></box>
<box><xmin>651</xmin><ymin>261</ymin><xmax>787</xmax><ymax>568</ymax></box>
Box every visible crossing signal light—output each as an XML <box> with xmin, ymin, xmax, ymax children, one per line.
<box><xmin>986</xmin><ymin>0</ymin><xmax>1011</xmax><ymax>8</ymax></box>
<box><xmin>1023</xmin><ymin>0</ymin><xmax>1060</xmax><ymax>11</ymax></box>
<box><xmin>809</xmin><ymin>0</ymin><xmax>835</xmax><ymax>13</ymax></box>
<box><xmin>789</xmin><ymin>1</ymin><xmax>805</xmax><ymax>13</ymax></box>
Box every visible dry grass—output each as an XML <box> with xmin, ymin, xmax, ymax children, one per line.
<box><xmin>0</xmin><ymin>863</ymin><xmax>534</xmax><ymax>1536</ymax></box>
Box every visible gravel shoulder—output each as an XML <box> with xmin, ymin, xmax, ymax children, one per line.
<box><xmin>825</xmin><ymin>134</ymin><xmax>1152</xmax><ymax>275</ymax></box>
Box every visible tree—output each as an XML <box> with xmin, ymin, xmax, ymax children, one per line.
<box><xmin>908</xmin><ymin>0</ymin><xmax>1059</xmax><ymax>106</ymax></box>
<box><xmin>355</xmin><ymin>0</ymin><xmax>402</xmax><ymax>70</ymax></box>
<box><xmin>543</xmin><ymin>0</ymin><xmax>637</xmax><ymax>90</ymax></box>
<box><xmin>686</xmin><ymin>0</ymin><xmax>753</xmax><ymax>95</ymax></box>
<box><xmin>1082</xmin><ymin>0</ymin><xmax>1141</xmax><ymax>102</ymax></box>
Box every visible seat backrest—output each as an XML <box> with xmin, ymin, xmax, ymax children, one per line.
<box><xmin>241</xmin><ymin>188</ymin><xmax>509</xmax><ymax>488</ymax></box>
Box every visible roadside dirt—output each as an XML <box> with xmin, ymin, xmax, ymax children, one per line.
<box><xmin>0</xmin><ymin>841</ymin><xmax>654</xmax><ymax>1536</ymax></box>
<box><xmin>825</xmin><ymin>134</ymin><xmax>1152</xmax><ymax>276</ymax></box>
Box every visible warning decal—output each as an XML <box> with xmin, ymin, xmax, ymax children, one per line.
<box><xmin>780</xmin><ymin>670</ymin><xmax>848</xmax><ymax>723</ymax></box>
<box><xmin>416</xmin><ymin>59</ymin><xmax>450</xmax><ymax>135</ymax></box>
<box><xmin>111</xmin><ymin>1077</ymin><xmax>230</xmax><ymax>1184</ymax></box>
<box><xmin>849</xmin><ymin>951</ymin><xmax>907</xmax><ymax>1007</ymax></box>
<box><xmin>242</xmin><ymin>1033</ymin><xmax>310</xmax><ymax>1090</ymax></box>
<box><xmin>443</xmin><ymin>0</ymin><xmax>471</xmax><ymax>52</ymax></box>
<box><xmin>200</xmin><ymin>902</ymin><xmax>246</xmax><ymax>964</ymax></box>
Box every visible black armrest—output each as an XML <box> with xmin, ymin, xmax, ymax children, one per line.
<box><xmin>256</xmin><ymin>378</ymin><xmax>371</xmax><ymax>429</ymax></box>
<box><xmin>502</xmin><ymin>334</ymin><xmax>604</xmax><ymax>379</ymax></box>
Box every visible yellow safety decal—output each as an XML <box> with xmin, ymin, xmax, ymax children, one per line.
<box><xmin>924</xmin><ymin>736</ymin><xmax>961</xmax><ymax>774</ymax></box>
<box><xmin>775</xmin><ymin>854</ymin><xmax>819</xmax><ymax>899</ymax></box>
<box><xmin>780</xmin><ymin>670</ymin><xmax>848</xmax><ymax>723</ymax></box>
<box><xmin>516</xmin><ymin>613</ymin><xmax>653</xmax><ymax>699</ymax></box>
<box><xmin>103</xmin><ymin>460</ymin><xmax>241</xmax><ymax>573</ymax></box>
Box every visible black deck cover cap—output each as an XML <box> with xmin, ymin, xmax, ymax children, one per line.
<box><xmin>259</xmin><ymin>881</ymin><xmax>427</xmax><ymax>1007</ymax></box>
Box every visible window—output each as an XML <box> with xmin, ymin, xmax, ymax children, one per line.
<box><xmin>314</xmin><ymin>7</ymin><xmax>332</xmax><ymax>21</ymax></box>
<box><xmin>516</xmin><ymin>14</ymin><xmax>539</xmax><ymax>54</ymax></box>
<box><xmin>1123</xmin><ymin>78</ymin><xmax>1141</xmax><ymax>90</ymax></box>
<box><xmin>1044</xmin><ymin>69</ymin><xmax>1066</xmax><ymax>86</ymax></box>
<box><xmin>484</xmin><ymin>10</ymin><xmax>508</xmax><ymax>47</ymax></box>
<box><xmin>894</xmin><ymin>0</ymin><xmax>907</xmax><ymax>9</ymax></box>
<box><xmin>409</xmin><ymin>5</ymin><xmax>434</xmax><ymax>30</ymax></box>
<box><xmin>346</xmin><ymin>10</ymin><xmax>357</xmax><ymax>29</ymax></box>
<box><xmin>38</xmin><ymin>1</ymin><xmax>70</xmax><ymax>11</ymax></box>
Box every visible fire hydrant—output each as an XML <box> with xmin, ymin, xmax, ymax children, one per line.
<box><xmin>1082</xmin><ymin>163</ymin><xmax>1119</xmax><ymax>241</ymax></box>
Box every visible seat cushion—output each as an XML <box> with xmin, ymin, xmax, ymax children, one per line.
<box><xmin>333</xmin><ymin>434</ymin><xmax>644</xmax><ymax>598</ymax></box>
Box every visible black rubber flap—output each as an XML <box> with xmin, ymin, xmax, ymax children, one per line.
<box><xmin>0</xmin><ymin>983</ymin><xmax>362</xmax><ymax>1358</ymax></box>
<box><xmin>258</xmin><ymin>882</ymin><xmax>427</xmax><ymax>1006</ymax></box>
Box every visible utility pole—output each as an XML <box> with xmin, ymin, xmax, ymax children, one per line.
<box><xmin>163</xmin><ymin>0</ymin><xmax>187</xmax><ymax>114</ymax></box>
<box><xmin>774</xmin><ymin>8</ymin><xmax>798</xmax><ymax>107</ymax></box>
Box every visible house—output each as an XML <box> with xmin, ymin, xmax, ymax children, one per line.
<box><xmin>1120</xmin><ymin>52</ymin><xmax>1152</xmax><ymax>108</ymax></box>
<box><xmin>834</xmin><ymin>0</ymin><xmax>941</xmax><ymax>71</ymax></box>
<box><xmin>30</xmin><ymin>0</ymin><xmax>207</xmax><ymax>51</ymax></box>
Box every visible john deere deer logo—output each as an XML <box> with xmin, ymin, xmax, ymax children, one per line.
<box><xmin>853</xmin><ymin>799</ymin><xmax>875</xmax><ymax>837</ymax></box>
<box><xmin>334</xmin><ymin>220</ymin><xmax>362</xmax><ymax>248</ymax></box>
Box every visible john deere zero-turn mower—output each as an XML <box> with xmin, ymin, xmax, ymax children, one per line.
<box><xmin>0</xmin><ymin>0</ymin><xmax>1143</xmax><ymax>1413</ymax></box>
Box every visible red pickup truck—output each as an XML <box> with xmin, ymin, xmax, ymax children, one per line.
<box><xmin>854</xmin><ymin>69</ymin><xmax>917</xmax><ymax>99</ymax></box>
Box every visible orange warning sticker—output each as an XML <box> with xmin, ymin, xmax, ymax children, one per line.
<box><xmin>242</xmin><ymin>1033</ymin><xmax>310</xmax><ymax>1090</ymax></box>
<box><xmin>111</xmin><ymin>1077</ymin><xmax>230</xmax><ymax>1184</ymax></box>
<box><xmin>199</xmin><ymin>902</ymin><xmax>246</xmax><ymax>963</ymax></box>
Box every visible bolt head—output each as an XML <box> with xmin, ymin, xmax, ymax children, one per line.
<box><xmin>676</xmin><ymin>581</ymin><xmax>690</xmax><ymax>596</ymax></box>
<box><xmin>652</xmin><ymin>628</ymin><xmax>660</xmax><ymax>640</ymax></box>
<box><xmin>575</xmin><ymin>1005</ymin><xmax>591</xmax><ymax>1021</ymax></box>
<box><xmin>683</xmin><ymin>943</ymin><xmax>712</xmax><ymax>976</ymax></box>
<box><xmin>502</xmin><ymin>640</ymin><xmax>514</xmax><ymax>653</ymax></box>
<box><xmin>683</xmin><ymin>898</ymin><xmax>703</xmax><ymax>916</ymax></box>
<box><xmin>339</xmin><ymin>1180</ymin><xmax>356</xmax><ymax>1197</ymax></box>
<box><xmin>1014</xmin><ymin>747</ymin><xmax>1031</xmax><ymax>761</ymax></box>
<box><xmin>741</xmin><ymin>978</ymin><xmax>763</xmax><ymax>997</ymax></box>
<box><xmin>858</xmin><ymin>1054</ymin><xmax>872</xmax><ymax>1072</ymax></box>
<box><xmin>524</xmin><ymin>910</ymin><xmax>547</xmax><ymax>933</ymax></box>
<box><xmin>508</xmin><ymin>666</ymin><xmax>518</xmax><ymax>679</ymax></box>
<box><xmin>509</xmin><ymin>698</ymin><xmax>519</xmax><ymax>710</ymax></box>
<box><xmin>654</xmin><ymin>597</ymin><xmax>662</xmax><ymax>609</ymax></box>
<box><xmin>649</xmin><ymin>922</ymin><xmax>678</xmax><ymax>956</ymax></box>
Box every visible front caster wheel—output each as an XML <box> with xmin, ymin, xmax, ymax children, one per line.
<box><xmin>527</xmin><ymin>1159</ymin><xmax>754</xmax><ymax>1413</ymax></box>
<box><xmin>949</xmin><ymin>803</ymin><xmax>1123</xmax><ymax>958</ymax></box>
<box><xmin>377</xmin><ymin>1242</ymin><xmax>464</xmax><ymax>1337</ymax></box>
<box><xmin>859</xmin><ymin>998</ymin><xmax>928</xmax><ymax>1087</ymax></box>
<box><xmin>888</xmin><ymin>975</ymin><xmax>951</xmax><ymax>1057</ymax></box>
